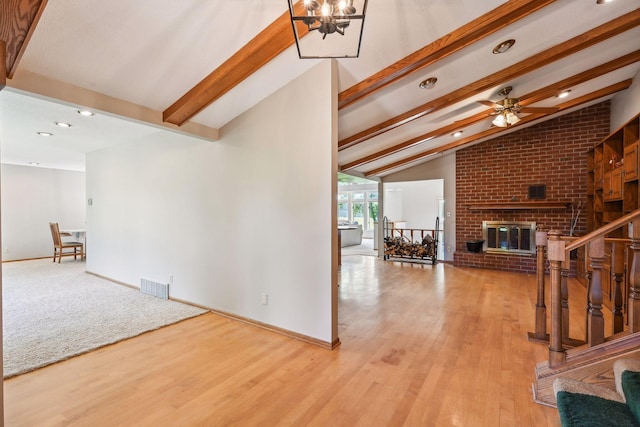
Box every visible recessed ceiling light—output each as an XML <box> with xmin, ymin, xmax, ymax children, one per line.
<box><xmin>492</xmin><ymin>39</ymin><xmax>516</xmax><ymax>54</ymax></box>
<box><xmin>37</xmin><ymin>132</ymin><xmax>53</xmax><ymax>137</ymax></box>
<box><xmin>55</xmin><ymin>121</ymin><xmax>72</xmax><ymax>128</ymax></box>
<box><xmin>77</xmin><ymin>110</ymin><xmax>94</xmax><ymax>116</ymax></box>
<box><xmin>452</xmin><ymin>131</ymin><xmax>463</xmax><ymax>138</ymax></box>
<box><xmin>557</xmin><ymin>90</ymin><xmax>572</xmax><ymax>99</ymax></box>
<box><xmin>596</xmin><ymin>0</ymin><xmax>614</xmax><ymax>4</ymax></box>
<box><xmin>419</xmin><ymin>77</ymin><xmax>438</xmax><ymax>89</ymax></box>
<box><xmin>29</xmin><ymin>162</ymin><xmax>40</xmax><ymax>166</ymax></box>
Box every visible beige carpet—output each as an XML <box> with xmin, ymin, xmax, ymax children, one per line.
<box><xmin>2</xmin><ymin>259</ymin><xmax>207</xmax><ymax>378</ymax></box>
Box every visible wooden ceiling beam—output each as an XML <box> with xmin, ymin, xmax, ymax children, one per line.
<box><xmin>340</xmin><ymin>112</ymin><xmax>488</xmax><ymax>171</ymax></box>
<box><xmin>364</xmin><ymin>80</ymin><xmax>633</xmax><ymax>177</ymax></box>
<box><xmin>0</xmin><ymin>0</ymin><xmax>48</xmax><ymax>78</ymax></box>
<box><xmin>341</xmin><ymin>50</ymin><xmax>640</xmax><ymax>171</ymax></box>
<box><xmin>338</xmin><ymin>9</ymin><xmax>640</xmax><ymax>151</ymax></box>
<box><xmin>163</xmin><ymin>2</ymin><xmax>308</xmax><ymax>126</ymax></box>
<box><xmin>338</xmin><ymin>0</ymin><xmax>557</xmax><ymax>110</ymax></box>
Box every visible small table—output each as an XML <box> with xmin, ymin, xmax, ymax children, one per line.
<box><xmin>61</xmin><ymin>229</ymin><xmax>86</xmax><ymax>260</ymax></box>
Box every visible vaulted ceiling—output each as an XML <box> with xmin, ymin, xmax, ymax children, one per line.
<box><xmin>1</xmin><ymin>0</ymin><xmax>639</xmax><ymax>175</ymax></box>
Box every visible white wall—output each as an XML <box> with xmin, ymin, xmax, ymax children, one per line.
<box><xmin>1</xmin><ymin>164</ymin><xmax>86</xmax><ymax>261</ymax></box>
<box><xmin>86</xmin><ymin>60</ymin><xmax>337</xmax><ymax>344</ymax></box>
<box><xmin>382</xmin><ymin>153</ymin><xmax>456</xmax><ymax>261</ymax></box>
<box><xmin>611</xmin><ymin>69</ymin><xmax>640</xmax><ymax>131</ymax></box>
<box><xmin>383</xmin><ymin>180</ymin><xmax>443</xmax><ymax>230</ymax></box>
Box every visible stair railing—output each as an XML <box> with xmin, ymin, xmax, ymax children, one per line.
<box><xmin>545</xmin><ymin>209</ymin><xmax>640</xmax><ymax>368</ymax></box>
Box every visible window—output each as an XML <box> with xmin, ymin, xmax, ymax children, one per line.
<box><xmin>338</xmin><ymin>187</ymin><xmax>378</xmax><ymax>232</ymax></box>
<box><xmin>337</xmin><ymin>173</ymin><xmax>379</xmax><ymax>235</ymax></box>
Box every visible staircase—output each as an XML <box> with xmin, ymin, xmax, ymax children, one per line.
<box><xmin>532</xmin><ymin>209</ymin><xmax>640</xmax><ymax>407</ymax></box>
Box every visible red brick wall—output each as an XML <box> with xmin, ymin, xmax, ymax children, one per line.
<box><xmin>454</xmin><ymin>102</ymin><xmax>611</xmax><ymax>273</ymax></box>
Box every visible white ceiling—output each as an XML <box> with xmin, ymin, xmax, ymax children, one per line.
<box><xmin>1</xmin><ymin>0</ymin><xmax>639</xmax><ymax>174</ymax></box>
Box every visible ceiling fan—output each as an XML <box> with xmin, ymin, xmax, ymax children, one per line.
<box><xmin>478</xmin><ymin>86</ymin><xmax>558</xmax><ymax>127</ymax></box>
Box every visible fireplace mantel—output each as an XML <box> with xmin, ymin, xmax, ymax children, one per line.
<box><xmin>467</xmin><ymin>202</ymin><xmax>571</xmax><ymax>211</ymax></box>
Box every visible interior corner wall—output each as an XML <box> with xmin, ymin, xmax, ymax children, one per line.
<box><xmin>86</xmin><ymin>60</ymin><xmax>336</xmax><ymax>343</ymax></box>
<box><xmin>1</xmin><ymin>164</ymin><xmax>86</xmax><ymax>261</ymax></box>
<box><xmin>611</xmin><ymin>70</ymin><xmax>640</xmax><ymax>131</ymax></box>
<box><xmin>381</xmin><ymin>153</ymin><xmax>456</xmax><ymax>261</ymax></box>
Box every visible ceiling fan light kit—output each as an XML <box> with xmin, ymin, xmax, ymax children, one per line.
<box><xmin>479</xmin><ymin>85</ymin><xmax>558</xmax><ymax>128</ymax></box>
<box><xmin>288</xmin><ymin>0</ymin><xmax>368</xmax><ymax>59</ymax></box>
<box><xmin>491</xmin><ymin>106</ymin><xmax>521</xmax><ymax>128</ymax></box>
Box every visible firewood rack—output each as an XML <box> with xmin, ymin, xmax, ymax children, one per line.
<box><xmin>383</xmin><ymin>216</ymin><xmax>439</xmax><ymax>264</ymax></box>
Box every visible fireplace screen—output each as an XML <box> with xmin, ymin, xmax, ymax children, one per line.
<box><xmin>482</xmin><ymin>221</ymin><xmax>536</xmax><ymax>255</ymax></box>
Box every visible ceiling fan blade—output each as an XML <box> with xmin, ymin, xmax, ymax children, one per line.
<box><xmin>477</xmin><ymin>100</ymin><xmax>498</xmax><ymax>107</ymax></box>
<box><xmin>518</xmin><ymin>107</ymin><xmax>559</xmax><ymax>114</ymax></box>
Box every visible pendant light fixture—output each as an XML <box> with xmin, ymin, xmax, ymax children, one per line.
<box><xmin>288</xmin><ymin>0</ymin><xmax>368</xmax><ymax>59</ymax></box>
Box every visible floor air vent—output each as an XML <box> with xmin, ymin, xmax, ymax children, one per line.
<box><xmin>140</xmin><ymin>278</ymin><xmax>169</xmax><ymax>299</ymax></box>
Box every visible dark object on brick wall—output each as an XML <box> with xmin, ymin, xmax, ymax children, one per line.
<box><xmin>466</xmin><ymin>240</ymin><xmax>484</xmax><ymax>253</ymax></box>
<box><xmin>529</xmin><ymin>184</ymin><xmax>546</xmax><ymax>200</ymax></box>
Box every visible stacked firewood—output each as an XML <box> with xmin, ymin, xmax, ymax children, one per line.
<box><xmin>384</xmin><ymin>235</ymin><xmax>436</xmax><ymax>259</ymax></box>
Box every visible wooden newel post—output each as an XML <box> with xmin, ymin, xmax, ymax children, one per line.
<box><xmin>547</xmin><ymin>230</ymin><xmax>566</xmax><ymax>367</ymax></box>
<box><xmin>529</xmin><ymin>231</ymin><xmax>548</xmax><ymax>341</ymax></box>
<box><xmin>587</xmin><ymin>236</ymin><xmax>605</xmax><ymax>346</ymax></box>
<box><xmin>628</xmin><ymin>220</ymin><xmax>640</xmax><ymax>333</ymax></box>
<box><xmin>612</xmin><ymin>241</ymin><xmax>625</xmax><ymax>334</ymax></box>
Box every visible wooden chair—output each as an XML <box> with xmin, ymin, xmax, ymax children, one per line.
<box><xmin>49</xmin><ymin>222</ymin><xmax>84</xmax><ymax>263</ymax></box>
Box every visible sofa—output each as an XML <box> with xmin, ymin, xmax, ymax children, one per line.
<box><xmin>338</xmin><ymin>223</ymin><xmax>363</xmax><ymax>247</ymax></box>
<box><xmin>554</xmin><ymin>359</ymin><xmax>640</xmax><ymax>426</ymax></box>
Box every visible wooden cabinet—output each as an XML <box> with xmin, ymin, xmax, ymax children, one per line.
<box><xmin>604</xmin><ymin>168</ymin><xmax>623</xmax><ymax>201</ymax></box>
<box><xmin>594</xmin><ymin>146</ymin><xmax>604</xmax><ymax>189</ymax></box>
<box><xmin>624</xmin><ymin>142</ymin><xmax>638</xmax><ymax>182</ymax></box>
<box><xmin>587</xmin><ymin>113</ymin><xmax>640</xmax><ymax>232</ymax></box>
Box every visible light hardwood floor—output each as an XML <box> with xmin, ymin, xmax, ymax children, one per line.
<box><xmin>5</xmin><ymin>255</ymin><xmax>578</xmax><ymax>426</ymax></box>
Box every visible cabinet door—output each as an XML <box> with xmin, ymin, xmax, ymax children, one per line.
<box><xmin>624</xmin><ymin>142</ymin><xmax>638</xmax><ymax>182</ymax></box>
<box><xmin>604</xmin><ymin>169</ymin><xmax>624</xmax><ymax>201</ymax></box>
<box><xmin>612</xmin><ymin>168</ymin><xmax>623</xmax><ymax>199</ymax></box>
<box><xmin>604</xmin><ymin>171</ymin><xmax>612</xmax><ymax>200</ymax></box>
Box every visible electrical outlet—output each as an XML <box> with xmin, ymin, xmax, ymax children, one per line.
<box><xmin>169</xmin><ymin>274</ymin><xmax>174</xmax><ymax>285</ymax></box>
<box><xmin>3</xmin><ymin>248</ymin><xmax>9</xmax><ymax>253</ymax></box>
<box><xmin>261</xmin><ymin>293</ymin><xmax>268</xmax><ymax>305</ymax></box>
<box><xmin>447</xmin><ymin>245</ymin><xmax>451</xmax><ymax>253</ymax></box>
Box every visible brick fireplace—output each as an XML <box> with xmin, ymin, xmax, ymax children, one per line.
<box><xmin>482</xmin><ymin>221</ymin><xmax>536</xmax><ymax>255</ymax></box>
<box><xmin>454</xmin><ymin>102</ymin><xmax>611</xmax><ymax>274</ymax></box>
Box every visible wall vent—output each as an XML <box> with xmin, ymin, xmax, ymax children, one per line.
<box><xmin>528</xmin><ymin>184</ymin><xmax>546</xmax><ymax>200</ymax></box>
<box><xmin>140</xmin><ymin>278</ymin><xmax>169</xmax><ymax>299</ymax></box>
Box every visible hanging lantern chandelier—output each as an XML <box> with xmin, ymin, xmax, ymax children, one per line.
<box><xmin>287</xmin><ymin>0</ymin><xmax>368</xmax><ymax>59</ymax></box>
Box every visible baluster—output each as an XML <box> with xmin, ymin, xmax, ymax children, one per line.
<box><xmin>561</xmin><ymin>257</ymin><xmax>570</xmax><ymax>342</ymax></box>
<box><xmin>547</xmin><ymin>230</ymin><xmax>566</xmax><ymax>367</ymax></box>
<box><xmin>587</xmin><ymin>236</ymin><xmax>605</xmax><ymax>346</ymax></box>
<box><xmin>628</xmin><ymin>219</ymin><xmax>640</xmax><ymax>332</ymax></box>
<box><xmin>0</xmin><ymin>40</ymin><xmax>6</xmax><ymax>90</ymax></box>
<box><xmin>584</xmin><ymin>244</ymin><xmax>592</xmax><ymax>342</ymax></box>
<box><xmin>529</xmin><ymin>231</ymin><xmax>548</xmax><ymax>341</ymax></box>
<box><xmin>612</xmin><ymin>241</ymin><xmax>625</xmax><ymax>334</ymax></box>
